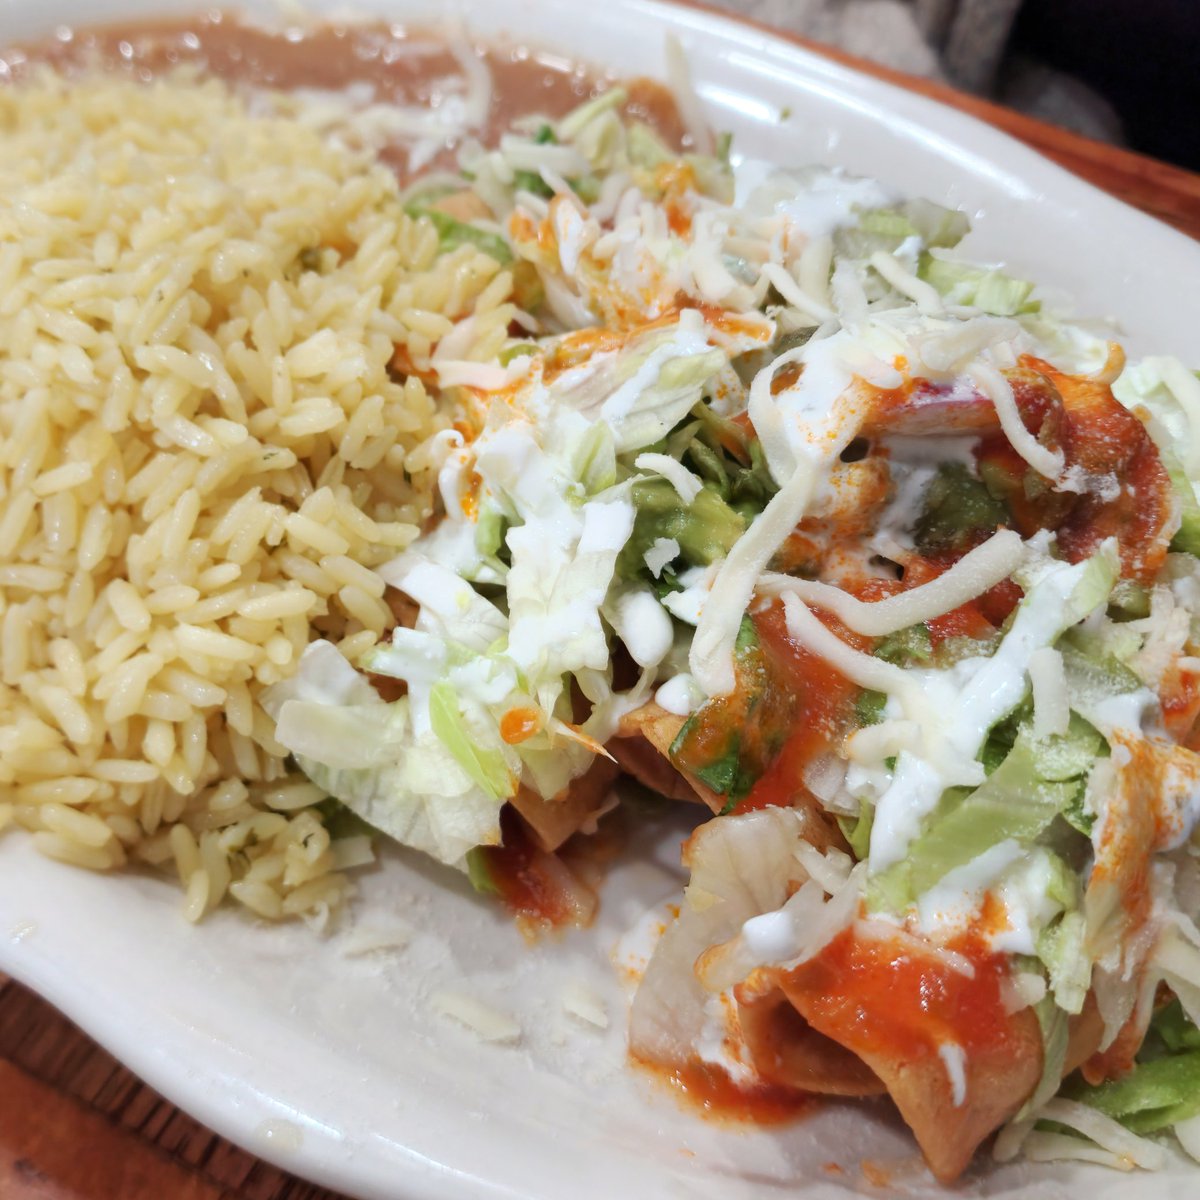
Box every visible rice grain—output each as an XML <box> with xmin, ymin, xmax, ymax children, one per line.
<box><xmin>1</xmin><ymin>67</ymin><xmax>509</xmax><ymax>923</ymax></box>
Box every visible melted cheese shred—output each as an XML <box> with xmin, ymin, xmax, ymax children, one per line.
<box><xmin>663</xmin><ymin>33</ymin><xmax>713</xmax><ymax>156</ymax></box>
<box><xmin>690</xmin><ymin>467</ymin><xmax>820</xmax><ymax>695</ymax></box>
<box><xmin>781</xmin><ymin>593</ymin><xmax>929</xmax><ymax>716</ymax></box>
<box><xmin>759</xmin><ymin>261</ymin><xmax>834</xmax><ymax>323</ymax></box>
<box><xmin>869</xmin><ymin>250</ymin><xmax>943</xmax><ymax>316</ymax></box>
<box><xmin>634</xmin><ymin>453</ymin><xmax>703</xmax><ymax>504</ymax></box>
<box><xmin>1032</xmin><ymin>1100</ymin><xmax>1169</xmax><ymax>1171</ymax></box>
<box><xmin>938</xmin><ymin>1041</ymin><xmax>968</xmax><ymax>1108</ymax></box>
<box><xmin>1028</xmin><ymin>646</ymin><xmax>1070</xmax><ymax>738</ymax></box>
<box><xmin>694</xmin><ymin>342</ymin><xmax>866</xmax><ymax>695</ymax></box>
<box><xmin>761</xmin><ymin>528</ymin><xmax>1025</xmax><ymax>636</ymax></box>
<box><xmin>798</xmin><ymin>235</ymin><xmax>834</xmax><ymax>310</ymax></box>
<box><xmin>746</xmin><ymin>344</ymin><xmax>809</xmax><ymax>481</ymax></box>
<box><xmin>969</xmin><ymin>360</ymin><xmax>1064</xmax><ymax>481</ymax></box>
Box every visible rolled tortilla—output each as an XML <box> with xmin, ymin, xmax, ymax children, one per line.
<box><xmin>766</xmin><ymin>924</ymin><xmax>1044</xmax><ymax>1184</ymax></box>
<box><xmin>736</xmin><ymin>972</ymin><xmax>885</xmax><ymax>1097</ymax></box>
<box><xmin>611</xmin><ymin>702</ymin><xmax>723</xmax><ymax>811</ymax></box>
<box><xmin>509</xmin><ymin>756</ymin><xmax>620</xmax><ymax>852</ymax></box>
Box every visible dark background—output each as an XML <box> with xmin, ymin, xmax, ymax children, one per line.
<box><xmin>1011</xmin><ymin>0</ymin><xmax>1200</xmax><ymax>171</ymax></box>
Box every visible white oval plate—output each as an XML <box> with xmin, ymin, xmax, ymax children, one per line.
<box><xmin>3</xmin><ymin>2</ymin><xmax>1200</xmax><ymax>1198</ymax></box>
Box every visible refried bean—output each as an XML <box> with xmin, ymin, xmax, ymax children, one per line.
<box><xmin>3</xmin><ymin>11</ymin><xmax>687</xmax><ymax>181</ymax></box>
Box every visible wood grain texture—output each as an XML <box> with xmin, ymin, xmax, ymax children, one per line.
<box><xmin>0</xmin><ymin>975</ymin><xmax>349</xmax><ymax>1200</ymax></box>
<box><xmin>0</xmin><ymin>1059</ymin><xmax>223</xmax><ymax>1200</ymax></box>
<box><xmin>2</xmin><ymin>26</ymin><xmax>1199</xmax><ymax>1200</ymax></box>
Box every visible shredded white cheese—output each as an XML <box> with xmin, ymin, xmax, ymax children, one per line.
<box><xmin>690</xmin><ymin>468</ymin><xmax>817</xmax><ymax>695</ymax></box>
<box><xmin>634</xmin><ymin>452</ymin><xmax>704</xmax><ymax>504</ymax></box>
<box><xmin>760</xmin><ymin>261</ymin><xmax>834</xmax><ymax>323</ymax></box>
<box><xmin>607</xmin><ymin>588</ymin><xmax>674</xmax><ymax>670</ymax></box>
<box><xmin>430</xmin><ymin>990</ymin><xmax>522</xmax><ymax>1044</ymax></box>
<box><xmin>561</xmin><ymin>980</ymin><xmax>610</xmax><ymax>1029</ymax></box>
<box><xmin>830</xmin><ymin>259</ymin><xmax>869</xmax><ymax>325</ymax></box>
<box><xmin>1028</xmin><ymin>645</ymin><xmax>1070</xmax><ymax>738</ymax></box>
<box><xmin>434</xmin><ymin>361</ymin><xmax>512</xmax><ymax>390</ymax></box>
<box><xmin>643</xmin><ymin>536</ymin><xmax>679</xmax><ymax>578</ymax></box>
<box><xmin>916</xmin><ymin>316</ymin><xmax>1020</xmax><ymax>374</ymax></box>
<box><xmin>797</xmin><ymin>234</ymin><xmax>834</xmax><ymax>309</ymax></box>
<box><xmin>341</xmin><ymin>919</ymin><xmax>414</xmax><ymax>957</ymax></box>
<box><xmin>781</xmin><ymin>592</ymin><xmax>927</xmax><ymax>710</ymax></box>
<box><xmin>761</xmin><ymin>528</ymin><xmax>1024</xmax><ymax>636</ymax></box>
<box><xmin>663</xmin><ymin>33</ymin><xmax>713</xmax><ymax>155</ymax></box>
<box><xmin>969</xmin><ymin>360</ymin><xmax>1065</xmax><ymax>481</ymax></box>
<box><xmin>938</xmin><ymin>1041</ymin><xmax>968</xmax><ymax>1107</ymax></box>
<box><xmin>869</xmin><ymin>250</ymin><xmax>943</xmax><ymax>315</ymax></box>
<box><xmin>1035</xmin><ymin>1099</ymin><xmax>1168</xmax><ymax>1171</ymax></box>
<box><xmin>746</xmin><ymin>344</ymin><xmax>809</xmax><ymax>481</ymax></box>
<box><xmin>656</xmin><ymin>673</ymin><xmax>703</xmax><ymax>716</ymax></box>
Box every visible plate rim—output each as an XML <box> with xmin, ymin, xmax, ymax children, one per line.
<box><xmin>2</xmin><ymin>3</ymin><xmax>1198</xmax><ymax>1200</ymax></box>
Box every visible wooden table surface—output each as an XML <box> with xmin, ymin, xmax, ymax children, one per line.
<box><xmin>3</xmin><ymin>27</ymin><xmax>1200</xmax><ymax>1200</ymax></box>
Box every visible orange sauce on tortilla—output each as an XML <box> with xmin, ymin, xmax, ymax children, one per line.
<box><xmin>790</xmin><ymin>926</ymin><xmax>1014</xmax><ymax>1065</ymax></box>
<box><xmin>734</xmin><ymin>600</ymin><xmax>860</xmax><ymax>812</ymax></box>
<box><xmin>970</xmin><ymin>356</ymin><xmax>1175</xmax><ymax>584</ymax></box>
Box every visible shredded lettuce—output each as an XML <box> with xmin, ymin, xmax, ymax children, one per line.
<box><xmin>868</xmin><ymin>697</ymin><xmax>1101</xmax><ymax>924</ymax></box>
<box><xmin>835</xmin><ymin>199</ymin><xmax>970</xmax><ymax>261</ymax></box>
<box><xmin>403</xmin><ymin>204</ymin><xmax>513</xmax><ymax>264</ymax></box>
<box><xmin>428</xmin><ymin>681</ymin><xmax>514</xmax><ymax>801</ymax></box>
<box><xmin>902</xmin><ymin>197</ymin><xmax>972</xmax><ymax>248</ymax></box>
<box><xmin>1161</xmin><ymin>443</ymin><xmax>1200</xmax><ymax>556</ymax></box>
<box><xmin>627</xmin><ymin>120</ymin><xmax>673</xmax><ymax>169</ymax></box>
<box><xmin>1113</xmin><ymin>356</ymin><xmax>1200</xmax><ymax>555</ymax></box>
<box><xmin>466</xmin><ymin>846</ymin><xmax>500</xmax><ymax>896</ymax></box>
<box><xmin>684</xmin><ymin>152</ymin><xmax>736</xmax><ymax>204</ymax></box>
<box><xmin>568</xmin><ymin>420</ymin><xmax>618</xmax><ymax>497</ymax></box>
<box><xmin>265</xmin><ymin>395</ymin><xmax>642</xmax><ymax>865</ymax></box>
<box><xmin>629</xmin><ymin>808</ymin><xmax>827</xmax><ymax>1066</ymax></box>
<box><xmin>623</xmin><ymin>347</ymin><xmax>728</xmax><ymax>448</ymax></box>
<box><xmin>1067</xmin><ymin>1018</ymin><xmax>1200</xmax><ymax>1135</ymax></box>
<box><xmin>1153</xmin><ymin>1000</ymin><xmax>1200</xmax><ymax>1053</ymax></box>
<box><xmin>684</xmin><ymin>405</ymin><xmax>779</xmax><ymax>514</ymax></box>
<box><xmin>556</xmin><ymin>86</ymin><xmax>628</xmax><ymax>142</ymax></box>
<box><xmin>473</xmin><ymin>504</ymin><xmax>506</xmax><ymax>561</ymax></box>
<box><xmin>1054</xmin><ymin>539</ymin><xmax>1122</xmax><ymax>628</ymax></box>
<box><xmin>871</xmin><ymin>731</ymin><xmax>1074</xmax><ymax>907</ymax></box>
<box><xmin>919</xmin><ymin>252</ymin><xmax>1038</xmax><ymax>315</ymax></box>
<box><xmin>555</xmin><ymin>317</ymin><xmax>729</xmax><ymax>453</ymax></box>
<box><xmin>1037</xmin><ymin>908</ymin><xmax>1091</xmax><ymax>1013</ymax></box>
<box><xmin>838</xmin><ymin>806</ymin><xmax>874</xmax><ymax>860</ymax></box>
<box><xmin>858</xmin><ymin>208</ymin><xmax>917</xmax><ymax>240</ymax></box>
<box><xmin>1021</xmin><ymin>996</ymin><xmax>1071</xmax><ymax>1117</ymax></box>
<box><xmin>855</xmin><ymin>688</ymin><xmax>888</xmax><ymax>727</ymax></box>
<box><xmin>1029</xmin><ymin>711</ymin><xmax>1107</xmax><ymax>782</ymax></box>
<box><xmin>513</xmin><ymin>168</ymin><xmax>553</xmax><ymax>199</ymax></box>
<box><xmin>498</xmin><ymin>341</ymin><xmax>539</xmax><ymax>366</ymax></box>
<box><xmin>1059</xmin><ymin>639</ymin><xmax>1144</xmax><ymax>715</ymax></box>
<box><xmin>264</xmin><ymin>644</ymin><xmax>510</xmax><ymax>866</ymax></box>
